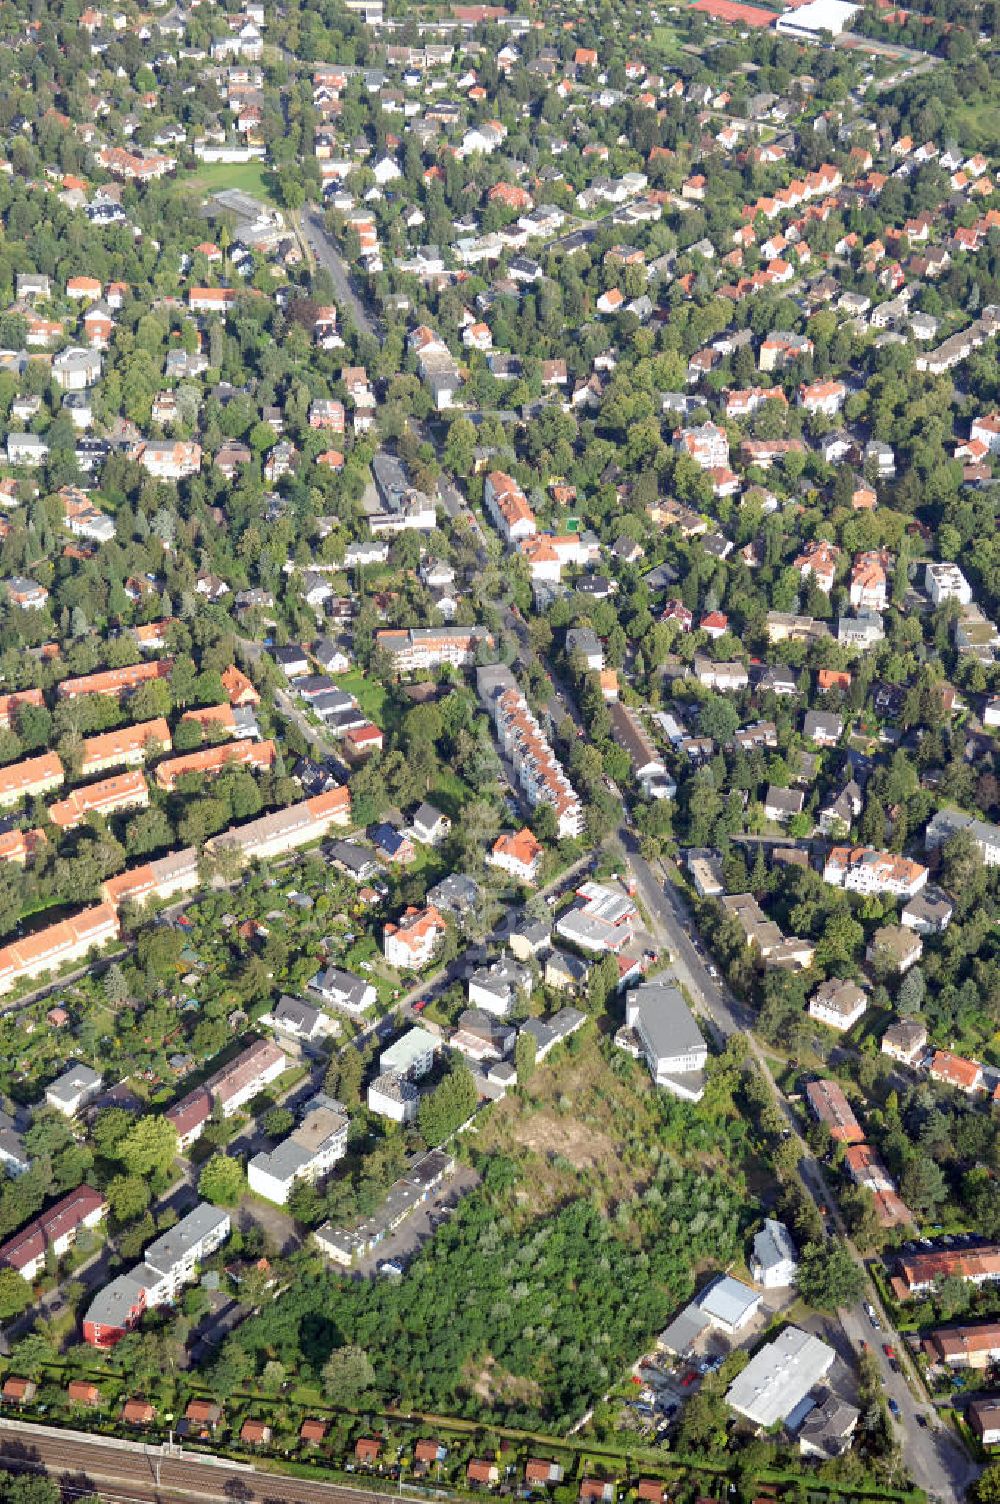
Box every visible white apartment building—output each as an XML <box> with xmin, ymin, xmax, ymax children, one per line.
<box><xmin>822</xmin><ymin>845</ymin><xmax>929</xmax><ymax>898</ymax></box>
<box><xmin>925</xmin><ymin>561</ymin><xmax>973</xmax><ymax>606</ymax></box>
<box><xmin>248</xmin><ymin>1100</ymin><xmax>349</xmax><ymax>1205</ymax></box>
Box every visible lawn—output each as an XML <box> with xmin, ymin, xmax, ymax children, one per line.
<box><xmin>181</xmin><ymin>159</ymin><xmax>279</xmax><ymax>206</ymax></box>
<box><xmin>332</xmin><ymin>669</ymin><xmax>388</xmax><ymax>726</ymax></box>
<box><xmin>952</xmin><ymin>102</ymin><xmax>1000</xmax><ymax>155</ymax></box>
<box><xmin>652</xmin><ymin>22</ymin><xmax>685</xmax><ymax>58</ymax></box>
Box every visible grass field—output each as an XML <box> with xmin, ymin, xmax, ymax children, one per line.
<box><xmin>181</xmin><ymin>159</ymin><xmax>278</xmax><ymax>205</ymax></box>
<box><xmin>652</xmin><ymin>23</ymin><xmax>685</xmax><ymax>58</ymax></box>
<box><xmin>951</xmin><ymin>102</ymin><xmax>1000</xmax><ymax>155</ymax></box>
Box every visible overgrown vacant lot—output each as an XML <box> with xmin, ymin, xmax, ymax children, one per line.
<box><xmin>234</xmin><ymin>1118</ymin><xmax>748</xmax><ymax>1431</ymax></box>
<box><xmin>476</xmin><ymin>1028</ymin><xmax>751</xmax><ymax>1223</ymax></box>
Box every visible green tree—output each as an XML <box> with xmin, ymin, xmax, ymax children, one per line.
<box><xmin>118</xmin><ymin>1116</ymin><xmax>179</xmax><ymax>1179</ymax></box>
<box><xmin>417</xmin><ymin>1061</ymin><xmax>477</xmax><ymax>1145</ymax></box>
<box><xmin>105</xmin><ymin>1174</ymin><xmax>152</xmax><ymax>1225</ymax></box>
<box><xmin>514</xmin><ymin>1031</ymin><xmax>536</xmax><ymax>1086</ymax></box>
<box><xmin>321</xmin><ymin>1343</ymin><xmax>375</xmax><ymax>1406</ymax></box>
<box><xmin>796</xmin><ymin>1241</ymin><xmax>864</xmax><ymax>1310</ymax></box>
<box><xmin>198</xmin><ymin>1155</ymin><xmax>247</xmax><ymax>1207</ymax></box>
<box><xmin>0</xmin><ymin>1267</ymin><xmax>32</xmax><ymax>1320</ymax></box>
<box><xmin>899</xmin><ymin>1155</ymin><xmax>946</xmax><ymax>1218</ymax></box>
<box><xmin>263</xmin><ymin>1107</ymin><xmax>294</xmax><ymax>1138</ymax></box>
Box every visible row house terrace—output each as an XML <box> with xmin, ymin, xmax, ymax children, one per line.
<box><xmin>492</xmin><ymin>684</ymin><xmax>583</xmax><ymax>839</ymax></box>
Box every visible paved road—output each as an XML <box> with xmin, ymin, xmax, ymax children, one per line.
<box><xmin>235</xmin><ymin>637</ymin><xmax>339</xmax><ymax>759</ymax></box>
<box><xmin>625</xmin><ymin>848</ymin><xmax>976</xmax><ymax>1504</ymax></box>
<box><xmin>302</xmin><ymin>208</ymin><xmax>382</xmax><ymax>343</ymax></box>
<box><xmin>0</xmin><ymin>1419</ymin><xmax>400</xmax><ymax>1504</ymax></box>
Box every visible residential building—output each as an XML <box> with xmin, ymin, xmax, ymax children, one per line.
<box><xmin>44</xmin><ymin>1063</ymin><xmax>102</xmax><ymax>1116</ymax></box>
<box><xmin>803</xmin><ymin>710</ymin><xmax>842</xmax><ymax>746</ymax></box>
<box><xmin>925</xmin><ymin>809</ymin><xmax>1000</xmax><ymax>868</ymax></box>
<box><xmin>881</xmin><ymin>1019</ymin><xmax>928</xmax><ymax>1067</ymax></box>
<box><xmin>608</xmin><ymin>702</ymin><xmax>673</xmax><ymax>797</ymax></box>
<box><xmin>83</xmin><ymin>1202</ymin><xmax>230</xmax><ymax>1347</ymax></box>
<box><xmin>808</xmin><ymin>978</ymin><xmax>867</xmax><ymax>1032</ymax></box>
<box><xmin>823</xmin><ymin>846</ymin><xmax>928</xmax><ymax>897</ymax></box>
<box><xmin>383</xmin><ymin>905</ymin><xmax>447</xmax><ymax>970</ymax></box>
<box><xmin>798</xmin><ymin>1398</ymin><xmax>860</xmax><ymax>1460</ymax></box>
<box><xmin>166</xmin><ymin>1039</ymin><xmax>287</xmax><ymax>1148</ymax></box>
<box><xmin>248</xmin><ymin>1098</ymin><xmax>349</xmax><ymax>1204</ymax></box>
<box><xmin>367</xmin><ymin>1071</ymin><xmax>421</xmax><ymax>1124</ymax></box>
<box><xmin>617</xmin><ymin>982</ymin><xmax>707</xmax><ymax>1100</ymax></box>
<box><xmin>925</xmin><ymin>562</ymin><xmax>972</xmax><ymax>606</ymax></box>
<box><xmin>765</xmin><ymin>786</ymin><xmax>805</xmax><ymax>825</ymax></box>
<box><xmin>901</xmin><ymin>887</ymin><xmax>953</xmax><ymax>934</ymax></box>
<box><xmin>866</xmin><ymin>924</ymin><xmax>923</xmax><ymax>973</ymax></box>
<box><xmin>805</xmin><ymin>1078</ymin><xmax>863</xmax><ymax>1144</ymax></box>
<box><xmin>138</xmin><ymin>441</ymin><xmax>202</xmax><ymax>480</ymax></box>
<box><xmin>750</xmin><ymin>1219</ymin><xmax>798</xmax><ymax>1288</ymax></box>
<box><xmin>924</xmin><ymin>1322</ymin><xmax>1000</xmax><ymax>1370</ymax></box>
<box><xmin>376</xmin><ymin>626</ymin><xmax>492</xmax><ymax>673</ymax></box>
<box><xmin>969</xmin><ymin>1401</ymin><xmax>1000</xmax><ymax>1448</ymax></box>
<box><xmin>480</xmin><ymin>668</ymin><xmax>583</xmax><ymax>838</ymax></box>
<box><xmin>379</xmin><ymin>1027</ymin><xmax>440</xmax><ymax>1081</ymax></box>
<box><xmin>411</xmin><ymin>802</ymin><xmax>450</xmax><ymax>847</ymax></box>
<box><xmin>0</xmin><ymin>904</ymin><xmax>120</xmax><ymax>995</ymax></box>
<box><xmin>102</xmin><ymin>847</ymin><xmax>200</xmax><ymax>910</ymax></box>
<box><xmin>263</xmin><ymin>995</ymin><xmax>333</xmax><ymax>1046</ymax></box>
<box><xmin>721</xmin><ymin>893</ymin><xmax>814</xmax><ymax>971</ymax></box>
<box><xmin>154</xmin><ymin>738</ymin><xmax>276</xmax><ymax>791</ymax></box>
<box><xmin>892</xmin><ymin>1244</ymin><xmax>1000</xmax><ymax>1300</ymax></box>
<box><xmin>488</xmin><ymin>828</ymin><xmax>543</xmax><ymax>884</ymax></box>
<box><xmin>928</xmin><ymin>1050</ymin><xmax>984</xmax><ymax>1094</ymax></box>
<box><xmin>0</xmin><ymin>752</ymin><xmax>65</xmax><ymax>807</ymax></box>
<box><xmin>310</xmin><ymin>964</ymin><xmax>377</xmax><ymax>1016</ymax></box>
<box><xmin>80</xmin><ymin>719</ymin><xmax>172</xmax><ymax>775</ymax></box>
<box><xmin>48</xmin><ymin>771</ymin><xmax>149</xmax><ymax>830</ymax></box>
<box><xmin>468</xmin><ymin>956</ymin><xmax>530</xmax><ymax>1017</ymax></box>
<box><xmin>843</xmin><ymin>1144</ymin><xmax>912</xmax><ymax>1226</ymax></box>
<box><xmin>849</xmin><ymin>550</ymin><xmax>889</xmax><ymax>611</ymax></box>
<box><xmin>0</xmin><ymin>1185</ymin><xmax>107</xmax><ymax>1280</ymax></box>
<box><xmin>204</xmin><ymin>788</ymin><xmax>351</xmax><ymax>865</ymax></box>
<box><xmin>57</xmin><ymin>660</ymin><xmax>174</xmax><ymax>701</ymax></box>
<box><xmin>483</xmin><ymin>471</ymin><xmax>536</xmax><ymax>542</ymax></box>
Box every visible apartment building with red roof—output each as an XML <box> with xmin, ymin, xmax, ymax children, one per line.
<box><xmin>48</xmin><ymin>770</ymin><xmax>149</xmax><ymax>829</ymax></box>
<box><xmin>383</xmin><ymin>904</ymin><xmax>447</xmax><ymax>970</ymax></box>
<box><xmin>0</xmin><ymin>688</ymin><xmax>44</xmax><ymax>731</ymax></box>
<box><xmin>893</xmin><ymin>1244</ymin><xmax>1000</xmax><ymax>1300</ymax></box>
<box><xmin>57</xmin><ymin>659</ymin><xmax>174</xmax><ymax>701</ymax></box>
<box><xmin>154</xmin><ymin>738</ymin><xmax>276</xmax><ymax>792</ymax></box>
<box><xmin>80</xmin><ymin>718</ymin><xmax>172</xmax><ymax>776</ymax></box>
<box><xmin>483</xmin><ymin>471</ymin><xmax>536</xmax><ymax>543</ymax></box>
<box><xmin>221</xmin><ymin>664</ymin><xmax>260</xmax><ymax>705</ymax></box>
<box><xmin>488</xmin><ymin>828</ymin><xmax>543</xmax><ymax>884</ymax></box>
<box><xmin>0</xmin><ymin>904</ymin><xmax>119</xmax><ymax>995</ymax></box>
<box><xmin>0</xmin><ymin>1185</ymin><xmax>107</xmax><ymax>1279</ymax></box>
<box><xmin>805</xmin><ymin>1078</ymin><xmax>864</xmax><ymax>1144</ymax></box>
<box><xmin>0</xmin><ymin>750</ymin><xmax>63</xmax><ymax>808</ymax></box>
<box><xmin>822</xmin><ymin>845</ymin><xmax>928</xmax><ymax>898</ymax></box>
<box><xmin>928</xmin><ymin>1050</ymin><xmax>984</xmax><ymax>1093</ymax></box>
